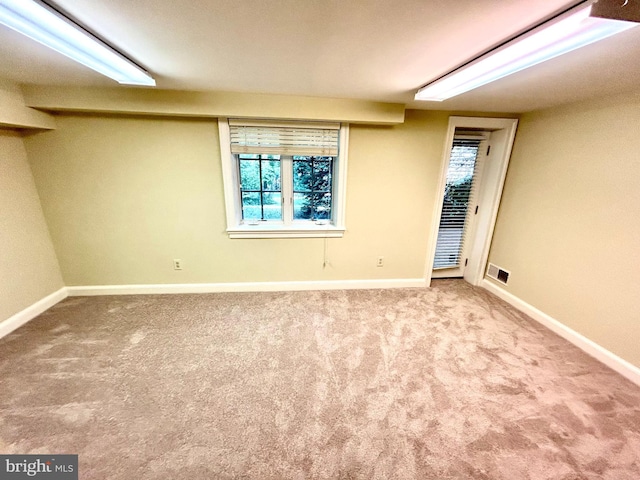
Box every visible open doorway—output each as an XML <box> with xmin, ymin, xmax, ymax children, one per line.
<box><xmin>426</xmin><ymin>117</ymin><xmax>518</xmax><ymax>286</ymax></box>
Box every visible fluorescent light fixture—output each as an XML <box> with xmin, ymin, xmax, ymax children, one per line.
<box><xmin>415</xmin><ymin>1</ymin><xmax>638</xmax><ymax>101</ymax></box>
<box><xmin>0</xmin><ymin>0</ymin><xmax>155</xmax><ymax>86</ymax></box>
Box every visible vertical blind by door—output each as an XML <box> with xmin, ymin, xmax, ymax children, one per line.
<box><xmin>433</xmin><ymin>138</ymin><xmax>483</xmax><ymax>270</ymax></box>
<box><xmin>228</xmin><ymin>119</ymin><xmax>340</xmax><ymax>156</ymax></box>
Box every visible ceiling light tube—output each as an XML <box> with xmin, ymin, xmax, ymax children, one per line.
<box><xmin>415</xmin><ymin>1</ymin><xmax>637</xmax><ymax>101</ymax></box>
<box><xmin>0</xmin><ymin>0</ymin><xmax>155</xmax><ymax>86</ymax></box>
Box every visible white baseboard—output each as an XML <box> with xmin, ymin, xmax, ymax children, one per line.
<box><xmin>0</xmin><ymin>287</ymin><xmax>68</xmax><ymax>340</ymax></box>
<box><xmin>1</xmin><ymin>279</ymin><xmax>425</xmax><ymax>339</ymax></box>
<box><xmin>66</xmin><ymin>278</ymin><xmax>428</xmax><ymax>296</ymax></box>
<box><xmin>482</xmin><ymin>279</ymin><xmax>640</xmax><ymax>387</ymax></box>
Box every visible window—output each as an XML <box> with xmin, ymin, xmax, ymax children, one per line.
<box><xmin>218</xmin><ymin>119</ymin><xmax>349</xmax><ymax>238</ymax></box>
<box><xmin>238</xmin><ymin>154</ymin><xmax>282</xmax><ymax>221</ymax></box>
<box><xmin>292</xmin><ymin>156</ymin><xmax>333</xmax><ymax>221</ymax></box>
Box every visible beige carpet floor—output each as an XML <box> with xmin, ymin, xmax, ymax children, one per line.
<box><xmin>1</xmin><ymin>280</ymin><xmax>639</xmax><ymax>479</ymax></box>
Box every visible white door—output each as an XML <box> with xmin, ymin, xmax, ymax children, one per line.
<box><xmin>432</xmin><ymin>134</ymin><xmax>488</xmax><ymax>278</ymax></box>
<box><xmin>426</xmin><ymin>116</ymin><xmax>519</xmax><ymax>287</ymax></box>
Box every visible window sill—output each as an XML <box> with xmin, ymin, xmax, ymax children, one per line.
<box><xmin>227</xmin><ymin>224</ymin><xmax>345</xmax><ymax>239</ymax></box>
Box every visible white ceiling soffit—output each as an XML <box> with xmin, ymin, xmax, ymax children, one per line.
<box><xmin>0</xmin><ymin>0</ymin><xmax>639</xmax><ymax>113</ymax></box>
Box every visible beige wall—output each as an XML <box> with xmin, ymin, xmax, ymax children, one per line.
<box><xmin>0</xmin><ymin>130</ymin><xmax>64</xmax><ymax>321</ymax></box>
<box><xmin>22</xmin><ymin>86</ymin><xmax>405</xmax><ymax>125</ymax></box>
<box><xmin>25</xmin><ymin>110</ymin><xmax>448</xmax><ymax>286</ymax></box>
<box><xmin>0</xmin><ymin>79</ymin><xmax>55</xmax><ymax>129</ymax></box>
<box><xmin>488</xmin><ymin>92</ymin><xmax>640</xmax><ymax>367</ymax></box>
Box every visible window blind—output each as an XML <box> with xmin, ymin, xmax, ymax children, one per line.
<box><xmin>228</xmin><ymin>119</ymin><xmax>340</xmax><ymax>156</ymax></box>
<box><xmin>433</xmin><ymin>138</ymin><xmax>483</xmax><ymax>270</ymax></box>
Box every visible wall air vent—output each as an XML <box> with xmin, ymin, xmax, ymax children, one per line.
<box><xmin>487</xmin><ymin>263</ymin><xmax>510</xmax><ymax>285</ymax></box>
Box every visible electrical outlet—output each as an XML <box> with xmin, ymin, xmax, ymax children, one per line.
<box><xmin>376</xmin><ymin>256</ymin><xmax>384</xmax><ymax>267</ymax></box>
<box><xmin>173</xmin><ymin>259</ymin><xmax>183</xmax><ymax>270</ymax></box>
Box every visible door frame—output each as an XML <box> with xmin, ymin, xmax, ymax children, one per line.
<box><xmin>424</xmin><ymin>116</ymin><xmax>518</xmax><ymax>286</ymax></box>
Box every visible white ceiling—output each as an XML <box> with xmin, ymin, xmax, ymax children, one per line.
<box><xmin>1</xmin><ymin>0</ymin><xmax>640</xmax><ymax>113</ymax></box>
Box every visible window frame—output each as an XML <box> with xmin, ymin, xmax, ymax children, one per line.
<box><xmin>237</xmin><ymin>154</ymin><xmax>283</xmax><ymax>223</ymax></box>
<box><xmin>218</xmin><ymin>118</ymin><xmax>349</xmax><ymax>239</ymax></box>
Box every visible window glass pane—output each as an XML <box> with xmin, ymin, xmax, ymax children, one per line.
<box><xmin>293</xmin><ymin>192</ymin><xmax>311</xmax><ymax>220</ymax></box>
<box><xmin>261</xmin><ymin>160</ymin><xmax>281</xmax><ymax>192</ymax></box>
<box><xmin>241</xmin><ymin>192</ymin><xmax>262</xmax><ymax>220</ymax></box>
<box><xmin>293</xmin><ymin>160</ymin><xmax>312</xmax><ymax>192</ymax></box>
<box><xmin>314</xmin><ymin>161</ymin><xmax>332</xmax><ymax>192</ymax></box>
<box><xmin>262</xmin><ymin>192</ymin><xmax>282</xmax><ymax>220</ymax></box>
<box><xmin>293</xmin><ymin>156</ymin><xmax>334</xmax><ymax>221</ymax></box>
<box><xmin>239</xmin><ymin>159</ymin><xmax>260</xmax><ymax>191</ymax></box>
<box><xmin>314</xmin><ymin>192</ymin><xmax>332</xmax><ymax>220</ymax></box>
<box><xmin>293</xmin><ymin>191</ymin><xmax>332</xmax><ymax>220</ymax></box>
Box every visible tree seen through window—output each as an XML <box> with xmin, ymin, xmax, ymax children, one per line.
<box><xmin>293</xmin><ymin>156</ymin><xmax>333</xmax><ymax>221</ymax></box>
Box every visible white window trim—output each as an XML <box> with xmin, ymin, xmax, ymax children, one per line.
<box><xmin>218</xmin><ymin>118</ymin><xmax>348</xmax><ymax>239</ymax></box>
